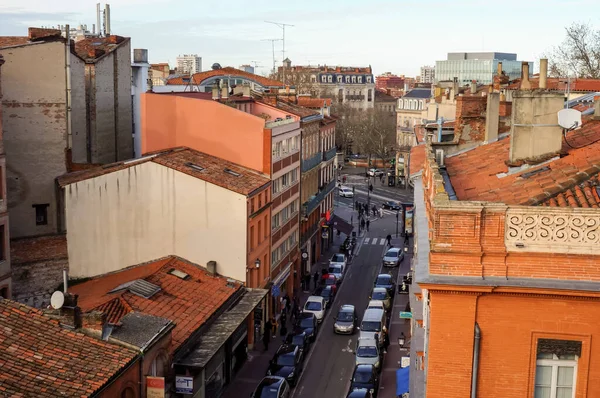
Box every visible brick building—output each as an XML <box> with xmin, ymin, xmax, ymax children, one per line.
<box><xmin>376</xmin><ymin>72</ymin><xmax>405</xmax><ymax>91</ymax></box>
<box><xmin>0</xmin><ymin>55</ymin><xmax>10</xmax><ymax>299</ymax></box>
<box><xmin>408</xmin><ymin>60</ymin><xmax>600</xmax><ymax>397</ymax></box>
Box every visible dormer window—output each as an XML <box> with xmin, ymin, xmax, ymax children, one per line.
<box><xmin>367</xmin><ymin>76</ymin><xmax>372</xmax><ymax>83</ymax></box>
<box><xmin>328</xmin><ymin>75</ymin><xmax>332</xmax><ymax>83</ymax></box>
<box><xmin>321</xmin><ymin>75</ymin><xmax>327</xmax><ymax>83</ymax></box>
<box><xmin>352</xmin><ymin>76</ymin><xmax>356</xmax><ymax>83</ymax></box>
<box><xmin>337</xmin><ymin>75</ymin><xmax>342</xmax><ymax>83</ymax></box>
<box><xmin>346</xmin><ymin>76</ymin><xmax>351</xmax><ymax>83</ymax></box>
<box><xmin>358</xmin><ymin>76</ymin><xmax>363</xmax><ymax>83</ymax></box>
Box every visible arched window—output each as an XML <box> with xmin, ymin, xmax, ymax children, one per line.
<box><xmin>120</xmin><ymin>387</ymin><xmax>135</xmax><ymax>398</ymax></box>
<box><xmin>0</xmin><ymin>287</ymin><xmax>7</xmax><ymax>299</ymax></box>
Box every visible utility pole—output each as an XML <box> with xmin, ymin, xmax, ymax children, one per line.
<box><xmin>265</xmin><ymin>21</ymin><xmax>294</xmax><ymax>83</ymax></box>
<box><xmin>262</xmin><ymin>39</ymin><xmax>282</xmax><ymax>76</ymax></box>
<box><xmin>251</xmin><ymin>60</ymin><xmax>262</xmax><ymax>71</ymax></box>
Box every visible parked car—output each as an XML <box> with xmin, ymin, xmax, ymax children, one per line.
<box><xmin>322</xmin><ymin>274</ymin><xmax>339</xmax><ymax>293</ymax></box>
<box><xmin>285</xmin><ymin>332</ymin><xmax>311</xmax><ymax>358</ymax></box>
<box><xmin>374</xmin><ymin>274</ymin><xmax>396</xmax><ymax>296</ymax></box>
<box><xmin>368</xmin><ymin>168</ymin><xmax>384</xmax><ymax>177</ymax></box>
<box><xmin>369</xmin><ymin>287</ymin><xmax>391</xmax><ymax>311</ymax></box>
<box><xmin>303</xmin><ymin>296</ymin><xmax>326</xmax><ymax>323</ymax></box>
<box><xmin>266</xmin><ymin>345</ymin><xmax>303</xmax><ymax>387</ymax></box>
<box><xmin>382</xmin><ymin>247</ymin><xmax>403</xmax><ymax>267</ymax></box>
<box><xmin>328</xmin><ymin>264</ymin><xmax>345</xmax><ymax>282</ymax></box>
<box><xmin>316</xmin><ymin>286</ymin><xmax>335</xmax><ymax>309</ymax></box>
<box><xmin>381</xmin><ymin>201</ymin><xmax>401</xmax><ymax>211</ymax></box>
<box><xmin>251</xmin><ymin>376</ymin><xmax>291</xmax><ymax>398</ymax></box>
<box><xmin>339</xmin><ymin>186</ymin><xmax>354</xmax><ymax>198</ymax></box>
<box><xmin>354</xmin><ymin>337</ymin><xmax>381</xmax><ymax>370</ymax></box>
<box><xmin>294</xmin><ymin>312</ymin><xmax>318</xmax><ymax>342</ymax></box>
<box><xmin>334</xmin><ymin>304</ymin><xmax>358</xmax><ymax>334</ymax></box>
<box><xmin>366</xmin><ymin>300</ymin><xmax>385</xmax><ymax>311</ymax></box>
<box><xmin>349</xmin><ymin>364</ymin><xmax>379</xmax><ymax>397</ymax></box>
<box><xmin>346</xmin><ymin>390</ymin><xmax>374</xmax><ymax>398</ymax></box>
<box><xmin>330</xmin><ymin>252</ymin><xmax>347</xmax><ymax>269</ymax></box>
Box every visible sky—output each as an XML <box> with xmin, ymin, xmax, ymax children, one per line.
<box><xmin>0</xmin><ymin>0</ymin><xmax>597</xmax><ymax>77</ymax></box>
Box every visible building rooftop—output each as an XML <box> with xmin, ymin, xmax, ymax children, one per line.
<box><xmin>374</xmin><ymin>90</ymin><xmax>397</xmax><ymax>103</ymax></box>
<box><xmin>444</xmin><ymin>119</ymin><xmax>600</xmax><ymax>207</ymax></box>
<box><xmin>58</xmin><ymin>147</ymin><xmax>270</xmax><ymax>196</ymax></box>
<box><xmin>409</xmin><ymin>145</ymin><xmax>426</xmax><ymax>178</ymax></box>
<box><xmin>167</xmin><ymin>66</ymin><xmax>286</xmax><ymax>88</ymax></box>
<box><xmin>10</xmin><ymin>234</ymin><xmax>68</xmax><ymax>264</ymax></box>
<box><xmin>73</xmin><ymin>35</ymin><xmax>129</xmax><ymax>62</ymax></box>
<box><xmin>507</xmin><ymin>78</ymin><xmax>600</xmax><ymax>92</ymax></box>
<box><xmin>110</xmin><ymin>312</ymin><xmax>173</xmax><ymax>349</ymax></box>
<box><xmin>273</xmin><ymin>100</ymin><xmax>321</xmax><ymax>119</ymax></box>
<box><xmin>0</xmin><ymin>299</ymin><xmax>137</xmax><ymax>397</ymax></box>
<box><xmin>403</xmin><ymin>88</ymin><xmax>431</xmax><ymax>99</ymax></box>
<box><xmin>69</xmin><ymin>256</ymin><xmax>243</xmax><ymax>351</ymax></box>
<box><xmin>296</xmin><ymin>97</ymin><xmax>332</xmax><ymax>108</ymax></box>
<box><xmin>0</xmin><ymin>36</ymin><xmax>29</xmax><ymax>48</ymax></box>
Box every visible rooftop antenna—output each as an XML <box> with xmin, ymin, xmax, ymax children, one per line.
<box><xmin>265</xmin><ymin>21</ymin><xmax>294</xmax><ymax>82</ymax></box>
<box><xmin>251</xmin><ymin>60</ymin><xmax>262</xmax><ymax>71</ymax></box>
<box><xmin>262</xmin><ymin>38</ymin><xmax>282</xmax><ymax>76</ymax></box>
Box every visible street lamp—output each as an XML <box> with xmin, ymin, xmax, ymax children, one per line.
<box><xmin>255</xmin><ymin>258</ymin><xmax>261</xmax><ymax>269</ymax></box>
<box><xmin>395</xmin><ymin>210</ymin><xmax>400</xmax><ymax>238</ymax></box>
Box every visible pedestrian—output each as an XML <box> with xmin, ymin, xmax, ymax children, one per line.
<box><xmin>366</xmin><ymin>219</ymin><xmax>370</xmax><ymax>231</ymax></box>
<box><xmin>383</xmin><ymin>326</ymin><xmax>390</xmax><ymax>353</ymax></box>
<box><xmin>352</xmin><ymin>186</ymin><xmax>355</xmax><ymax>195</ymax></box>
<box><xmin>313</xmin><ymin>271</ymin><xmax>319</xmax><ymax>290</ymax></box>
<box><xmin>343</xmin><ymin>175</ymin><xmax>347</xmax><ymax>183</ymax></box>
<box><xmin>404</xmin><ymin>232</ymin><xmax>409</xmax><ymax>246</ymax></box>
<box><xmin>355</xmin><ymin>200</ymin><xmax>359</xmax><ymax>210</ymax></box>
<box><xmin>281</xmin><ymin>296</ymin><xmax>288</xmax><ymax>313</ymax></box>
<box><xmin>271</xmin><ymin>317</ymin><xmax>277</xmax><ymax>338</ymax></box>
<box><xmin>280</xmin><ymin>310</ymin><xmax>287</xmax><ymax>326</ymax></box>
<box><xmin>361</xmin><ymin>218</ymin><xmax>366</xmax><ymax>230</ymax></box>
<box><xmin>263</xmin><ymin>320</ymin><xmax>272</xmax><ymax>351</ymax></box>
<box><xmin>303</xmin><ymin>273</ymin><xmax>310</xmax><ymax>293</ymax></box>
<box><xmin>386</xmin><ymin>234</ymin><xmax>392</xmax><ymax>246</ymax></box>
<box><xmin>379</xmin><ymin>174</ymin><xmax>383</xmax><ymax>183</ymax></box>
<box><xmin>280</xmin><ymin>316</ymin><xmax>288</xmax><ymax>337</ymax></box>
<box><xmin>285</xmin><ymin>294</ymin><xmax>291</xmax><ymax>314</ymax></box>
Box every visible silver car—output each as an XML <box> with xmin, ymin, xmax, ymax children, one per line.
<box><xmin>382</xmin><ymin>247</ymin><xmax>403</xmax><ymax>267</ymax></box>
<box><xmin>369</xmin><ymin>288</ymin><xmax>391</xmax><ymax>311</ymax></box>
<box><xmin>355</xmin><ymin>337</ymin><xmax>381</xmax><ymax>370</ymax></box>
<box><xmin>333</xmin><ymin>304</ymin><xmax>357</xmax><ymax>334</ymax></box>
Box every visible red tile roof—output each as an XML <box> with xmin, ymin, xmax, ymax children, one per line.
<box><xmin>508</xmin><ymin>78</ymin><xmax>600</xmax><ymax>92</ymax></box>
<box><xmin>70</xmin><ymin>256</ymin><xmax>242</xmax><ymax>351</ymax></box>
<box><xmin>57</xmin><ymin>147</ymin><xmax>270</xmax><ymax>196</ymax></box>
<box><xmin>273</xmin><ymin>100</ymin><xmax>320</xmax><ymax>119</ymax></box>
<box><xmin>10</xmin><ymin>235</ymin><xmax>68</xmax><ymax>265</ymax></box>
<box><xmin>410</xmin><ymin>145</ymin><xmax>426</xmax><ymax>177</ymax></box>
<box><xmin>297</xmin><ymin>97</ymin><xmax>331</xmax><ymax>108</ymax></box>
<box><xmin>167</xmin><ymin>66</ymin><xmax>285</xmax><ymax>88</ymax></box>
<box><xmin>375</xmin><ymin>90</ymin><xmax>398</xmax><ymax>103</ymax></box>
<box><xmin>0</xmin><ymin>36</ymin><xmax>29</xmax><ymax>48</ymax></box>
<box><xmin>445</xmin><ymin>119</ymin><xmax>600</xmax><ymax>206</ymax></box>
<box><xmin>74</xmin><ymin>35</ymin><xmax>129</xmax><ymax>62</ymax></box>
<box><xmin>0</xmin><ymin>299</ymin><xmax>137</xmax><ymax>397</ymax></box>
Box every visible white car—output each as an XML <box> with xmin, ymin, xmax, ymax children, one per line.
<box><xmin>366</xmin><ymin>300</ymin><xmax>385</xmax><ymax>311</ymax></box>
<box><xmin>339</xmin><ymin>187</ymin><xmax>354</xmax><ymax>198</ymax></box>
<box><xmin>303</xmin><ymin>296</ymin><xmax>326</xmax><ymax>323</ymax></box>
<box><xmin>355</xmin><ymin>337</ymin><xmax>381</xmax><ymax>370</ymax></box>
<box><xmin>368</xmin><ymin>168</ymin><xmax>384</xmax><ymax>177</ymax></box>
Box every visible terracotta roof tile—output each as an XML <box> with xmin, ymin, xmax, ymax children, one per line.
<box><xmin>508</xmin><ymin>78</ymin><xmax>600</xmax><ymax>92</ymax></box>
<box><xmin>296</xmin><ymin>97</ymin><xmax>331</xmax><ymax>108</ymax></box>
<box><xmin>0</xmin><ymin>36</ymin><xmax>29</xmax><ymax>48</ymax></box>
<box><xmin>409</xmin><ymin>145</ymin><xmax>426</xmax><ymax>177</ymax></box>
<box><xmin>74</xmin><ymin>35</ymin><xmax>129</xmax><ymax>62</ymax></box>
<box><xmin>167</xmin><ymin>66</ymin><xmax>285</xmax><ymax>88</ymax></box>
<box><xmin>273</xmin><ymin>100</ymin><xmax>320</xmax><ymax>119</ymax></box>
<box><xmin>445</xmin><ymin>119</ymin><xmax>600</xmax><ymax>207</ymax></box>
<box><xmin>70</xmin><ymin>256</ymin><xmax>242</xmax><ymax>351</ymax></box>
<box><xmin>57</xmin><ymin>147</ymin><xmax>270</xmax><ymax>196</ymax></box>
<box><xmin>0</xmin><ymin>299</ymin><xmax>137</xmax><ymax>397</ymax></box>
<box><xmin>374</xmin><ymin>90</ymin><xmax>397</xmax><ymax>103</ymax></box>
<box><xmin>10</xmin><ymin>235</ymin><xmax>68</xmax><ymax>265</ymax></box>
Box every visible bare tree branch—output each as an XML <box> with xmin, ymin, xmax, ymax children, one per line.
<box><xmin>547</xmin><ymin>22</ymin><xmax>600</xmax><ymax>78</ymax></box>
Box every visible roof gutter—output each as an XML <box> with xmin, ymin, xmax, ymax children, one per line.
<box><xmin>470</xmin><ymin>323</ymin><xmax>481</xmax><ymax>398</ymax></box>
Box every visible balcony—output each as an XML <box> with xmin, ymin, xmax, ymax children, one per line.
<box><xmin>302</xmin><ymin>152</ymin><xmax>322</xmax><ymax>173</ymax></box>
<box><xmin>303</xmin><ymin>179</ymin><xmax>336</xmax><ymax>216</ymax></box>
<box><xmin>346</xmin><ymin>95</ymin><xmax>365</xmax><ymax>101</ymax></box>
<box><xmin>323</xmin><ymin>147</ymin><xmax>337</xmax><ymax>162</ymax></box>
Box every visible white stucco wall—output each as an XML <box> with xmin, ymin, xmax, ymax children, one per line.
<box><xmin>65</xmin><ymin>161</ymin><xmax>247</xmax><ymax>280</ymax></box>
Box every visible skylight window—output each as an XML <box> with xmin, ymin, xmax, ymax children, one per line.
<box><xmin>224</xmin><ymin>168</ymin><xmax>241</xmax><ymax>177</ymax></box>
<box><xmin>186</xmin><ymin>162</ymin><xmax>204</xmax><ymax>172</ymax></box>
<box><xmin>168</xmin><ymin>269</ymin><xmax>190</xmax><ymax>280</ymax></box>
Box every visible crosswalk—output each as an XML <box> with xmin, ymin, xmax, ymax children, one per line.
<box><xmin>363</xmin><ymin>237</ymin><xmax>387</xmax><ymax>245</ymax></box>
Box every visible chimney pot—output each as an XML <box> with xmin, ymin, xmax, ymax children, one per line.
<box><xmin>497</xmin><ymin>62</ymin><xmax>503</xmax><ymax>76</ymax></box>
<box><xmin>207</xmin><ymin>261</ymin><xmax>217</xmax><ymax>275</ymax></box>
<box><xmin>520</xmin><ymin>62</ymin><xmax>531</xmax><ymax>90</ymax></box>
<box><xmin>539</xmin><ymin>58</ymin><xmax>548</xmax><ymax>90</ymax></box>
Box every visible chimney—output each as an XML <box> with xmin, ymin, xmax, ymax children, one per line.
<box><xmin>212</xmin><ymin>84</ymin><xmax>220</xmax><ymax>100</ymax></box>
<box><xmin>44</xmin><ymin>293</ymin><xmax>82</xmax><ymax>329</ymax></box>
<box><xmin>452</xmin><ymin>77</ymin><xmax>459</xmax><ymax>99</ymax></box>
<box><xmin>509</xmin><ymin>90</ymin><xmax>564</xmax><ymax>164</ymax></box>
<box><xmin>470</xmin><ymin>80</ymin><xmax>477</xmax><ymax>94</ymax></box>
<box><xmin>539</xmin><ymin>58</ymin><xmax>548</xmax><ymax>90</ymax></box>
<box><xmin>497</xmin><ymin>62</ymin><xmax>503</xmax><ymax>76</ymax></box>
<box><xmin>485</xmin><ymin>92</ymin><xmax>500</xmax><ymax>143</ymax></box>
<box><xmin>594</xmin><ymin>95</ymin><xmax>600</xmax><ymax>120</ymax></box>
<box><xmin>520</xmin><ymin>62</ymin><xmax>531</xmax><ymax>90</ymax></box>
<box><xmin>207</xmin><ymin>261</ymin><xmax>217</xmax><ymax>276</ymax></box>
<box><xmin>133</xmin><ymin>49</ymin><xmax>148</xmax><ymax>64</ymax></box>
<box><xmin>221</xmin><ymin>80</ymin><xmax>229</xmax><ymax>99</ymax></box>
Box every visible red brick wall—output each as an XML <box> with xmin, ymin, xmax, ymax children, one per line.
<box><xmin>427</xmin><ymin>291</ymin><xmax>599</xmax><ymax>398</ymax></box>
<box><xmin>97</xmin><ymin>357</ymin><xmax>141</xmax><ymax>398</ymax></box>
<box><xmin>455</xmin><ymin>95</ymin><xmax>487</xmax><ymax>144</ymax></box>
<box><xmin>499</xmin><ymin>101</ymin><xmax>512</xmax><ymax>117</ymax></box>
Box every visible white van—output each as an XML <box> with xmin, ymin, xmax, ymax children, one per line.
<box><xmin>359</xmin><ymin>308</ymin><xmax>386</xmax><ymax>347</ymax></box>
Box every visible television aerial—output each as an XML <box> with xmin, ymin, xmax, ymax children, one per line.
<box><xmin>558</xmin><ymin>108</ymin><xmax>582</xmax><ymax>130</ymax></box>
<box><xmin>50</xmin><ymin>290</ymin><xmax>65</xmax><ymax>309</ymax></box>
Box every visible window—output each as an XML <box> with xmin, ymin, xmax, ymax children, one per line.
<box><xmin>0</xmin><ymin>225</ymin><xmax>4</xmax><ymax>261</ymax></box>
<box><xmin>311</xmin><ymin>75</ymin><xmax>316</xmax><ymax>83</ymax></box>
<box><xmin>258</xmin><ymin>220</ymin><xmax>262</xmax><ymax>244</ymax></box>
<box><xmin>358</xmin><ymin>76</ymin><xmax>363</xmax><ymax>83</ymax></box>
<box><xmin>264</xmin><ymin>214</ymin><xmax>269</xmax><ymax>238</ymax></box>
<box><xmin>120</xmin><ymin>388</ymin><xmax>135</xmax><ymax>398</ymax></box>
<box><xmin>321</xmin><ymin>75</ymin><xmax>326</xmax><ymax>82</ymax></box>
<box><xmin>250</xmin><ymin>226</ymin><xmax>255</xmax><ymax>249</ymax></box>
<box><xmin>291</xmin><ymin>168</ymin><xmax>298</xmax><ymax>182</ymax></box>
<box><xmin>258</xmin><ymin>193</ymin><xmax>262</xmax><ymax>208</ymax></box>
<box><xmin>328</xmin><ymin>75</ymin><xmax>332</xmax><ymax>83</ymax></box>
<box><xmin>272</xmin><ymin>213</ymin><xmax>280</xmax><ymax>230</ymax></box>
<box><xmin>32</xmin><ymin>204</ymin><xmax>49</xmax><ymax>226</ymax></box>
<box><xmin>368</xmin><ymin>89</ymin><xmax>372</xmax><ymax>102</ymax></box>
<box><xmin>534</xmin><ymin>339</ymin><xmax>580</xmax><ymax>398</ymax></box>
<box><xmin>367</xmin><ymin>76</ymin><xmax>372</xmax><ymax>83</ymax></box>
<box><xmin>352</xmin><ymin>76</ymin><xmax>356</xmax><ymax>83</ymax></box>
<box><xmin>250</xmin><ymin>198</ymin><xmax>255</xmax><ymax>214</ymax></box>
<box><xmin>282</xmin><ymin>173</ymin><xmax>288</xmax><ymax>187</ymax></box>
<box><xmin>337</xmin><ymin>76</ymin><xmax>342</xmax><ymax>83</ymax></box>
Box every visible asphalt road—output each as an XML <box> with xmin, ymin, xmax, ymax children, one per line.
<box><xmin>293</xmin><ymin>189</ymin><xmax>403</xmax><ymax>398</ymax></box>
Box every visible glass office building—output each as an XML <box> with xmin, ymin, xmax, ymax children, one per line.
<box><xmin>435</xmin><ymin>52</ymin><xmax>531</xmax><ymax>85</ymax></box>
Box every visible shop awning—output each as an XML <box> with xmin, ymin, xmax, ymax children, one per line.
<box><xmin>175</xmin><ymin>288</ymin><xmax>268</xmax><ymax>369</ymax></box>
<box><xmin>330</xmin><ymin>215</ymin><xmax>353</xmax><ymax>235</ymax></box>
<box><xmin>396</xmin><ymin>366</ymin><xmax>410</xmax><ymax>395</ymax></box>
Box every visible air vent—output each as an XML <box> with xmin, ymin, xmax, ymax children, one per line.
<box><xmin>168</xmin><ymin>269</ymin><xmax>190</xmax><ymax>280</ymax></box>
<box><xmin>186</xmin><ymin>162</ymin><xmax>204</xmax><ymax>172</ymax></box>
<box><xmin>128</xmin><ymin>279</ymin><xmax>161</xmax><ymax>299</ymax></box>
<box><xmin>224</xmin><ymin>168</ymin><xmax>241</xmax><ymax>177</ymax></box>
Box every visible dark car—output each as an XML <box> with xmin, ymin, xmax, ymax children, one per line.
<box><xmin>349</xmin><ymin>364</ymin><xmax>379</xmax><ymax>396</ymax></box>
<box><xmin>285</xmin><ymin>332</ymin><xmax>310</xmax><ymax>357</ymax></box>
<box><xmin>381</xmin><ymin>201</ymin><xmax>401</xmax><ymax>211</ymax></box>
<box><xmin>374</xmin><ymin>274</ymin><xmax>395</xmax><ymax>296</ymax></box>
<box><xmin>294</xmin><ymin>312</ymin><xmax>318</xmax><ymax>342</ymax></box>
<box><xmin>346</xmin><ymin>389</ymin><xmax>374</xmax><ymax>398</ymax></box>
<box><xmin>317</xmin><ymin>285</ymin><xmax>335</xmax><ymax>308</ymax></box>
<box><xmin>322</xmin><ymin>274</ymin><xmax>339</xmax><ymax>293</ymax></box>
<box><xmin>266</xmin><ymin>345</ymin><xmax>303</xmax><ymax>387</ymax></box>
<box><xmin>251</xmin><ymin>376</ymin><xmax>291</xmax><ymax>398</ymax></box>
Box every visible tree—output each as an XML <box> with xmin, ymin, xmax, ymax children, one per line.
<box><xmin>547</xmin><ymin>22</ymin><xmax>600</xmax><ymax>78</ymax></box>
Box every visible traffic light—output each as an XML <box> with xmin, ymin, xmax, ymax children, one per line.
<box><xmin>390</xmin><ymin>158</ymin><xmax>395</xmax><ymax>165</ymax></box>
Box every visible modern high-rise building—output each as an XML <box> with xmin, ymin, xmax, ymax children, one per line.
<box><xmin>435</xmin><ymin>52</ymin><xmax>530</xmax><ymax>84</ymax></box>
<box><xmin>239</xmin><ymin>64</ymin><xmax>255</xmax><ymax>74</ymax></box>
<box><xmin>176</xmin><ymin>54</ymin><xmax>201</xmax><ymax>75</ymax></box>
<box><xmin>420</xmin><ymin>65</ymin><xmax>435</xmax><ymax>84</ymax></box>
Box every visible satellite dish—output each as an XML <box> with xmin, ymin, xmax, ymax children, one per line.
<box><xmin>211</xmin><ymin>63</ymin><xmax>222</xmax><ymax>70</ymax></box>
<box><xmin>558</xmin><ymin>108</ymin><xmax>582</xmax><ymax>130</ymax></box>
<box><xmin>50</xmin><ymin>291</ymin><xmax>65</xmax><ymax>309</ymax></box>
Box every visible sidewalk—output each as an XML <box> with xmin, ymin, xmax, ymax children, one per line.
<box><xmin>222</xmin><ymin>234</ymin><xmax>347</xmax><ymax>398</ymax></box>
<box><xmin>378</xmin><ymin>237</ymin><xmax>413</xmax><ymax>398</ymax></box>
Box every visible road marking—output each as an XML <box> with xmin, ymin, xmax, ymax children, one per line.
<box><xmin>341</xmin><ymin>338</ymin><xmax>353</xmax><ymax>353</ymax></box>
<box><xmin>364</xmin><ymin>238</ymin><xmax>370</xmax><ymax>244</ymax></box>
<box><xmin>379</xmin><ymin>238</ymin><xmax>385</xmax><ymax>245</ymax></box>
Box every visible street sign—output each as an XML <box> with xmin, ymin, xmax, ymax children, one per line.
<box><xmin>147</xmin><ymin>377</ymin><xmax>165</xmax><ymax>398</ymax></box>
<box><xmin>175</xmin><ymin>376</ymin><xmax>194</xmax><ymax>394</ymax></box>
<box><xmin>301</xmin><ymin>252</ymin><xmax>308</xmax><ymax>260</ymax></box>
<box><xmin>399</xmin><ymin>311</ymin><xmax>412</xmax><ymax>319</ymax></box>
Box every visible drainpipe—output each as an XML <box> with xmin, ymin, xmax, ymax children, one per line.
<box><xmin>437</xmin><ymin>117</ymin><xmax>444</xmax><ymax>143</ymax></box>
<box><xmin>65</xmin><ymin>24</ymin><xmax>73</xmax><ymax>150</ymax></box>
<box><xmin>471</xmin><ymin>323</ymin><xmax>481</xmax><ymax>398</ymax></box>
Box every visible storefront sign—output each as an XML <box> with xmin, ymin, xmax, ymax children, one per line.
<box><xmin>401</xmin><ymin>356</ymin><xmax>411</xmax><ymax>368</ymax></box>
<box><xmin>322</xmin><ymin>231</ymin><xmax>329</xmax><ymax>239</ymax></box>
<box><xmin>146</xmin><ymin>376</ymin><xmax>165</xmax><ymax>398</ymax></box>
<box><xmin>175</xmin><ymin>376</ymin><xmax>194</xmax><ymax>394</ymax></box>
